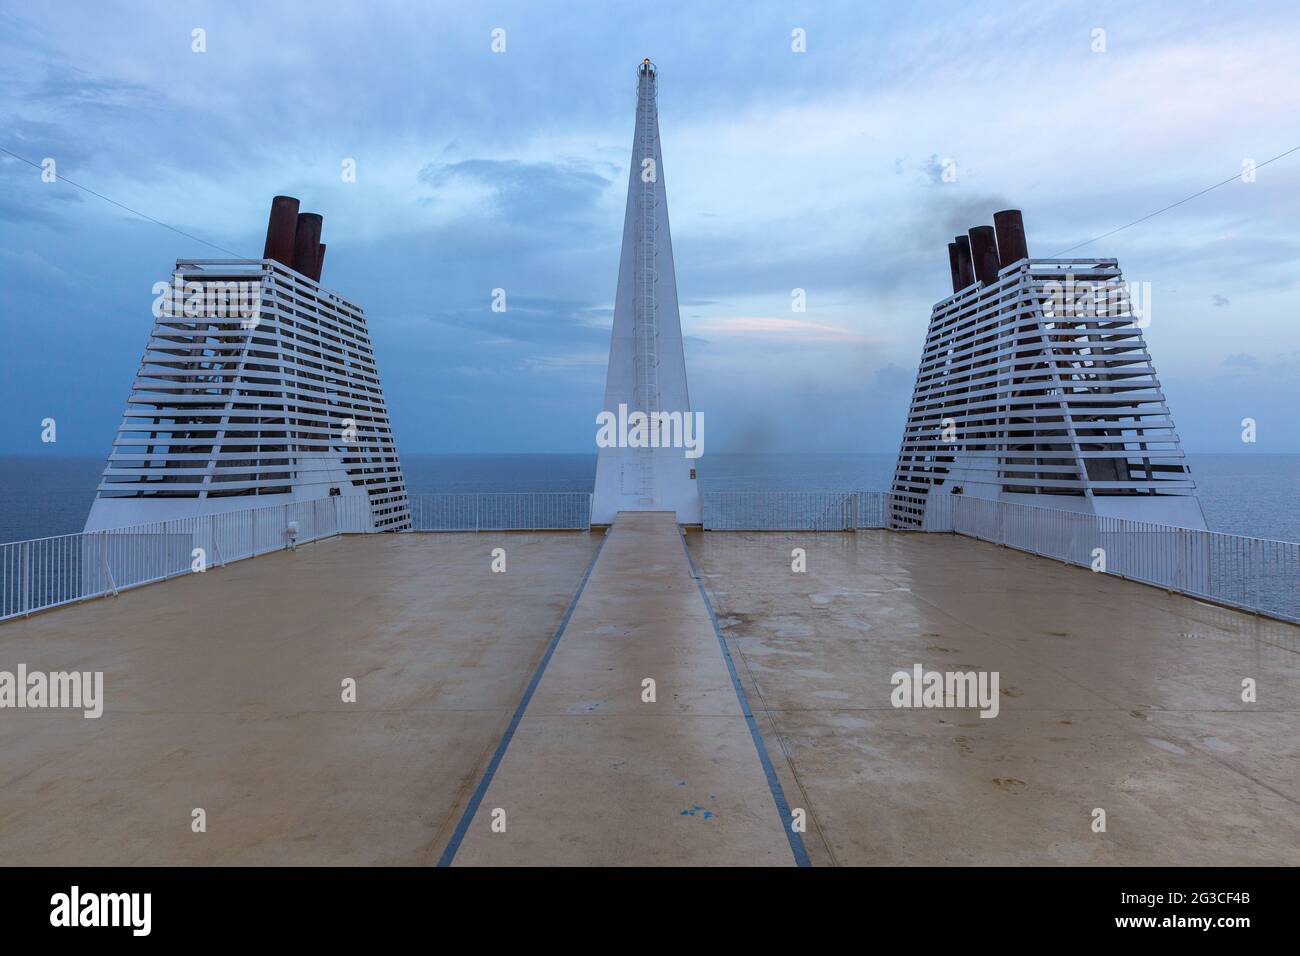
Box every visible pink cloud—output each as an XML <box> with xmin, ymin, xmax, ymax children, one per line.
<box><xmin>694</xmin><ymin>316</ymin><xmax>873</xmax><ymax>343</ymax></box>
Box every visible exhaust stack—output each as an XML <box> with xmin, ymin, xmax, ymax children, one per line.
<box><xmin>947</xmin><ymin>242</ymin><xmax>963</xmax><ymax>293</ymax></box>
<box><xmin>993</xmin><ymin>209</ymin><xmax>1028</xmax><ymax>268</ymax></box>
<box><xmin>953</xmin><ymin>235</ymin><xmax>975</xmax><ymax>290</ymax></box>
<box><xmin>967</xmin><ymin>225</ymin><xmax>1000</xmax><ymax>286</ymax></box>
<box><xmin>292</xmin><ymin>212</ymin><xmax>324</xmax><ymax>281</ymax></box>
<box><xmin>262</xmin><ymin>196</ymin><xmax>300</xmax><ymax>269</ymax></box>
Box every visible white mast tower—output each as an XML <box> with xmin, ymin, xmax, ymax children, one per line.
<box><xmin>592</xmin><ymin>59</ymin><xmax>702</xmax><ymax>525</ymax></box>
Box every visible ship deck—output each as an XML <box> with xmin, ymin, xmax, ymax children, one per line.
<box><xmin>2</xmin><ymin>518</ymin><xmax>1297</xmax><ymax>866</ymax></box>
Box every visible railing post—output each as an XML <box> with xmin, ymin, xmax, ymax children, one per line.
<box><xmin>100</xmin><ymin>533</ymin><xmax>118</xmax><ymax>596</ymax></box>
<box><xmin>1253</xmin><ymin>537</ymin><xmax>1260</xmax><ymax>610</ymax></box>
<box><xmin>21</xmin><ymin>541</ymin><xmax>30</xmax><ymax>615</ymax></box>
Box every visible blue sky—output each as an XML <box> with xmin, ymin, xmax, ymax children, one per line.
<box><xmin>2</xmin><ymin>0</ymin><xmax>1298</xmax><ymax>456</ymax></box>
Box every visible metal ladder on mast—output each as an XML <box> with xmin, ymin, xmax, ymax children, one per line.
<box><xmin>634</xmin><ymin>67</ymin><xmax>659</xmax><ymax>504</ymax></box>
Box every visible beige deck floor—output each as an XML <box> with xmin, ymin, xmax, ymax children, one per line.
<box><xmin>3</xmin><ymin>525</ymin><xmax>1297</xmax><ymax>866</ymax></box>
<box><xmin>450</xmin><ymin>512</ymin><xmax>795</xmax><ymax>866</ymax></box>
<box><xmin>686</xmin><ymin>529</ymin><xmax>1300</xmax><ymax>866</ymax></box>
<box><xmin>0</xmin><ymin>531</ymin><xmax>601</xmax><ymax>865</ymax></box>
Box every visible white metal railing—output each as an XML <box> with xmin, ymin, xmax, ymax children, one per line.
<box><xmin>702</xmin><ymin>491</ymin><xmax>889</xmax><ymax>531</ymax></box>
<box><xmin>947</xmin><ymin>495</ymin><xmax>1300</xmax><ymax>625</ymax></box>
<box><xmin>0</xmin><ymin>496</ymin><xmax>373</xmax><ymax>622</ymax></box>
<box><xmin>5</xmin><ymin>488</ymin><xmax>1296</xmax><ymax>627</ymax></box>
<box><xmin>700</xmin><ymin>489</ymin><xmax>1297</xmax><ymax>624</ymax></box>
<box><xmin>406</xmin><ymin>493</ymin><xmax>592</xmax><ymax>531</ymax></box>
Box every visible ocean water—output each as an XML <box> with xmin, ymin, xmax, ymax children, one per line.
<box><xmin>1</xmin><ymin>453</ymin><xmax>1296</xmax><ymax>544</ymax></box>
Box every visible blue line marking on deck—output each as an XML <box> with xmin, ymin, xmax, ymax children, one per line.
<box><xmin>436</xmin><ymin>530</ymin><xmax>608</xmax><ymax>867</ymax></box>
<box><xmin>679</xmin><ymin>528</ymin><xmax>813</xmax><ymax>867</ymax></box>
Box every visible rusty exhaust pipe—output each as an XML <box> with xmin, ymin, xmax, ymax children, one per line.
<box><xmin>993</xmin><ymin>209</ymin><xmax>1028</xmax><ymax>268</ymax></box>
<box><xmin>315</xmin><ymin>243</ymin><xmax>326</xmax><ymax>281</ymax></box>
<box><xmin>968</xmin><ymin>225</ymin><xmax>1000</xmax><ymax>286</ymax></box>
<box><xmin>262</xmin><ymin>196</ymin><xmax>300</xmax><ymax>269</ymax></box>
<box><xmin>292</xmin><ymin>212</ymin><xmax>323</xmax><ymax>281</ymax></box>
<box><xmin>947</xmin><ymin>242</ymin><xmax>963</xmax><ymax>293</ymax></box>
<box><xmin>953</xmin><ymin>235</ymin><xmax>975</xmax><ymax>290</ymax></box>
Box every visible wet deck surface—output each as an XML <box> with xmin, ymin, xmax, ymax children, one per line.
<box><xmin>0</xmin><ymin>532</ymin><xmax>602</xmax><ymax>865</ymax></box>
<box><xmin>2</xmin><ymin>525</ymin><xmax>1297</xmax><ymax>865</ymax></box>
<box><xmin>686</xmin><ymin>530</ymin><xmax>1300</xmax><ymax>865</ymax></box>
<box><xmin>450</xmin><ymin>512</ymin><xmax>793</xmax><ymax>866</ymax></box>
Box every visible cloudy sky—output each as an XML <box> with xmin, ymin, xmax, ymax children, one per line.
<box><xmin>2</xmin><ymin>0</ymin><xmax>1298</xmax><ymax>456</ymax></box>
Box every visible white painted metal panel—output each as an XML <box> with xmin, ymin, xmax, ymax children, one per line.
<box><xmin>593</xmin><ymin>62</ymin><xmax>702</xmax><ymax>525</ymax></box>
<box><xmin>85</xmin><ymin>259</ymin><xmax>410</xmax><ymax>532</ymax></box>
<box><xmin>890</xmin><ymin>259</ymin><xmax>1206</xmax><ymax>531</ymax></box>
